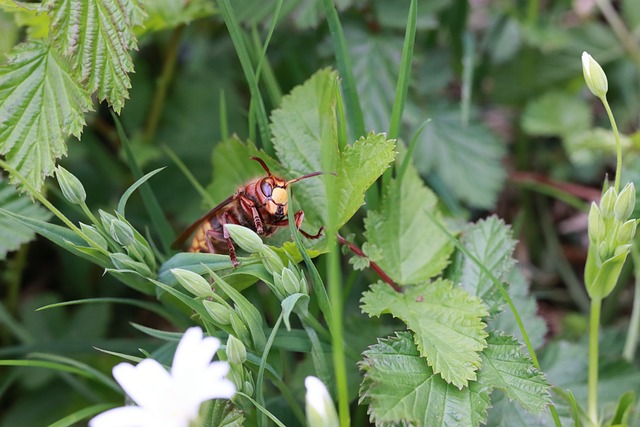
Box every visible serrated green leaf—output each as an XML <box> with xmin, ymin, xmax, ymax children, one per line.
<box><xmin>479</xmin><ymin>333</ymin><xmax>551</xmax><ymax>415</ymax></box>
<box><xmin>0</xmin><ymin>41</ymin><xmax>92</xmax><ymax>191</ymax></box>
<box><xmin>143</xmin><ymin>0</ymin><xmax>216</xmax><ymax>32</ymax></box>
<box><xmin>271</xmin><ymin>69</ymin><xmax>395</xmax><ymax>234</ymax></box>
<box><xmin>458</xmin><ymin>216</ymin><xmax>516</xmax><ymax>314</ymax></box>
<box><xmin>363</xmin><ymin>161</ymin><xmax>453</xmax><ymax>284</ymax></box>
<box><xmin>414</xmin><ymin>109</ymin><xmax>505</xmax><ymax>209</ymax></box>
<box><xmin>521</xmin><ymin>91</ymin><xmax>592</xmax><ymax>137</ymax></box>
<box><xmin>0</xmin><ymin>178</ymin><xmax>51</xmax><ymax>259</ymax></box>
<box><xmin>361</xmin><ymin>280</ymin><xmax>489</xmax><ymax>388</ymax></box>
<box><xmin>359</xmin><ymin>332</ymin><xmax>491</xmax><ymax>427</ymax></box>
<box><xmin>46</xmin><ymin>0</ymin><xmax>145</xmax><ymax>112</ymax></box>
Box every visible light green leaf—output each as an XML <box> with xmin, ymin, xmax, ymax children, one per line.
<box><xmin>359</xmin><ymin>331</ymin><xmax>491</xmax><ymax>427</ymax></box>
<box><xmin>521</xmin><ymin>91</ymin><xmax>591</xmax><ymax>137</ymax></box>
<box><xmin>204</xmin><ymin>400</ymin><xmax>245</xmax><ymax>427</ymax></box>
<box><xmin>364</xmin><ymin>161</ymin><xmax>453</xmax><ymax>284</ymax></box>
<box><xmin>414</xmin><ymin>109</ymin><xmax>505</xmax><ymax>209</ymax></box>
<box><xmin>271</xmin><ymin>69</ymin><xmax>395</xmax><ymax>233</ymax></box>
<box><xmin>479</xmin><ymin>333</ymin><xmax>551</xmax><ymax>414</ymax></box>
<box><xmin>143</xmin><ymin>0</ymin><xmax>216</xmax><ymax>32</ymax></box>
<box><xmin>457</xmin><ymin>216</ymin><xmax>517</xmax><ymax>314</ymax></box>
<box><xmin>46</xmin><ymin>0</ymin><xmax>145</xmax><ymax>112</ymax></box>
<box><xmin>361</xmin><ymin>280</ymin><xmax>489</xmax><ymax>388</ymax></box>
<box><xmin>563</xmin><ymin>127</ymin><xmax>632</xmax><ymax>166</ymax></box>
<box><xmin>0</xmin><ymin>41</ymin><xmax>92</xmax><ymax>191</ymax></box>
<box><xmin>0</xmin><ymin>178</ymin><xmax>51</xmax><ymax>259</ymax></box>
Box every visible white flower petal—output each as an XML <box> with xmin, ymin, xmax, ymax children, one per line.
<box><xmin>172</xmin><ymin>327</ymin><xmax>220</xmax><ymax>379</ymax></box>
<box><xmin>89</xmin><ymin>406</ymin><xmax>150</xmax><ymax>427</ymax></box>
<box><xmin>582</xmin><ymin>51</ymin><xmax>591</xmax><ymax>79</ymax></box>
<box><xmin>113</xmin><ymin>360</ymin><xmax>172</xmax><ymax>409</ymax></box>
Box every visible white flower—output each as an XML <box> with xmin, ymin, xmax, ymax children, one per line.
<box><xmin>90</xmin><ymin>327</ymin><xmax>236</xmax><ymax>427</ymax></box>
<box><xmin>582</xmin><ymin>51</ymin><xmax>608</xmax><ymax>98</ymax></box>
<box><xmin>305</xmin><ymin>376</ymin><xmax>339</xmax><ymax>427</ymax></box>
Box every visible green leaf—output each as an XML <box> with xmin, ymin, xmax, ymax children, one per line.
<box><xmin>359</xmin><ymin>332</ymin><xmax>491</xmax><ymax>427</ymax></box>
<box><xmin>271</xmin><ymin>69</ymin><xmax>395</xmax><ymax>232</ymax></box>
<box><xmin>457</xmin><ymin>216</ymin><xmax>517</xmax><ymax>314</ymax></box>
<box><xmin>0</xmin><ymin>41</ymin><xmax>92</xmax><ymax>191</ymax></box>
<box><xmin>414</xmin><ymin>109</ymin><xmax>506</xmax><ymax>209</ymax></box>
<box><xmin>563</xmin><ymin>128</ymin><xmax>632</xmax><ymax>167</ymax></box>
<box><xmin>479</xmin><ymin>333</ymin><xmax>551</xmax><ymax>415</ymax></box>
<box><xmin>363</xmin><ymin>161</ymin><xmax>453</xmax><ymax>284</ymax></box>
<box><xmin>521</xmin><ymin>91</ymin><xmax>592</xmax><ymax>137</ymax></box>
<box><xmin>143</xmin><ymin>0</ymin><xmax>216</xmax><ymax>32</ymax></box>
<box><xmin>203</xmin><ymin>400</ymin><xmax>245</xmax><ymax>427</ymax></box>
<box><xmin>485</xmin><ymin>390</ymin><xmax>564</xmax><ymax>427</ymax></box>
<box><xmin>361</xmin><ymin>280</ymin><xmax>489</xmax><ymax>388</ymax></box>
<box><xmin>0</xmin><ymin>179</ymin><xmax>51</xmax><ymax>259</ymax></box>
<box><xmin>46</xmin><ymin>0</ymin><xmax>145</xmax><ymax>112</ymax></box>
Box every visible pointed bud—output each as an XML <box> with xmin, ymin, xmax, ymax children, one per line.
<box><xmin>305</xmin><ymin>376</ymin><xmax>339</xmax><ymax>427</ymax></box>
<box><xmin>614</xmin><ymin>243</ymin><xmax>633</xmax><ymax>257</ymax></box>
<box><xmin>582</xmin><ymin>51</ymin><xmax>608</xmax><ymax>99</ymax></box>
<box><xmin>598</xmin><ymin>241</ymin><xmax>609</xmax><ymax>263</ymax></box>
<box><xmin>225</xmin><ymin>224</ymin><xmax>265</xmax><ymax>253</ymax></box>
<box><xmin>280</xmin><ymin>267</ymin><xmax>303</xmax><ymax>295</ymax></box>
<box><xmin>171</xmin><ymin>268</ymin><xmax>214</xmax><ymax>298</ymax></box>
<box><xmin>203</xmin><ymin>300</ymin><xmax>233</xmax><ymax>325</ymax></box>
<box><xmin>230</xmin><ymin>311</ymin><xmax>251</xmax><ymax>345</ymax></box>
<box><xmin>259</xmin><ymin>246</ymin><xmax>285</xmax><ymax>274</ymax></box>
<box><xmin>616</xmin><ymin>219</ymin><xmax>637</xmax><ymax>244</ymax></box>
<box><xmin>600</xmin><ymin>187</ymin><xmax>617</xmax><ymax>219</ymax></box>
<box><xmin>80</xmin><ymin>223</ymin><xmax>108</xmax><ymax>251</ymax></box>
<box><xmin>587</xmin><ymin>202</ymin><xmax>605</xmax><ymax>244</ymax></box>
<box><xmin>110</xmin><ymin>219</ymin><xmax>135</xmax><ymax>246</ymax></box>
<box><xmin>614</xmin><ymin>183</ymin><xmax>636</xmax><ymax>221</ymax></box>
<box><xmin>109</xmin><ymin>253</ymin><xmax>152</xmax><ymax>276</ymax></box>
<box><xmin>226</xmin><ymin>334</ymin><xmax>247</xmax><ymax>365</ymax></box>
<box><xmin>55</xmin><ymin>166</ymin><xmax>86</xmax><ymax>205</ymax></box>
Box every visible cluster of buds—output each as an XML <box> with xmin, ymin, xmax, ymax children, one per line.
<box><xmin>225</xmin><ymin>224</ymin><xmax>309</xmax><ymax>299</ymax></box>
<box><xmin>225</xmin><ymin>334</ymin><xmax>255</xmax><ymax>396</ymax></box>
<box><xmin>100</xmin><ymin>210</ymin><xmax>156</xmax><ymax>275</ymax></box>
<box><xmin>585</xmin><ymin>183</ymin><xmax>637</xmax><ymax>299</ymax></box>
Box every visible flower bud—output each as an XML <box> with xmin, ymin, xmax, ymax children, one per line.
<box><xmin>227</xmin><ymin>364</ymin><xmax>244</xmax><ymax>389</ymax></box>
<box><xmin>616</xmin><ymin>219</ymin><xmax>637</xmax><ymax>244</ymax></box>
<box><xmin>230</xmin><ymin>311</ymin><xmax>251</xmax><ymax>345</ymax></box>
<box><xmin>598</xmin><ymin>241</ymin><xmax>609</xmax><ymax>263</ymax></box>
<box><xmin>259</xmin><ymin>246</ymin><xmax>285</xmax><ymax>274</ymax></box>
<box><xmin>599</xmin><ymin>187</ymin><xmax>617</xmax><ymax>219</ymax></box>
<box><xmin>305</xmin><ymin>376</ymin><xmax>339</xmax><ymax>427</ymax></box>
<box><xmin>171</xmin><ymin>268</ymin><xmax>214</xmax><ymax>298</ymax></box>
<box><xmin>80</xmin><ymin>222</ymin><xmax>108</xmax><ymax>251</ymax></box>
<box><xmin>203</xmin><ymin>300</ymin><xmax>233</xmax><ymax>325</ymax></box>
<box><xmin>109</xmin><ymin>253</ymin><xmax>152</xmax><ymax>276</ymax></box>
<box><xmin>582</xmin><ymin>51</ymin><xmax>608</xmax><ymax>99</ymax></box>
<box><xmin>99</xmin><ymin>210</ymin><xmax>117</xmax><ymax>233</ymax></box>
<box><xmin>587</xmin><ymin>202</ymin><xmax>605</xmax><ymax>244</ymax></box>
<box><xmin>226</xmin><ymin>334</ymin><xmax>247</xmax><ymax>365</ymax></box>
<box><xmin>614</xmin><ymin>183</ymin><xmax>636</xmax><ymax>221</ymax></box>
<box><xmin>280</xmin><ymin>267</ymin><xmax>303</xmax><ymax>295</ymax></box>
<box><xmin>243</xmin><ymin>380</ymin><xmax>254</xmax><ymax>397</ymax></box>
<box><xmin>614</xmin><ymin>243</ymin><xmax>633</xmax><ymax>257</ymax></box>
<box><xmin>55</xmin><ymin>166</ymin><xmax>86</xmax><ymax>205</ymax></box>
<box><xmin>224</xmin><ymin>224</ymin><xmax>264</xmax><ymax>253</ymax></box>
<box><xmin>110</xmin><ymin>219</ymin><xmax>135</xmax><ymax>246</ymax></box>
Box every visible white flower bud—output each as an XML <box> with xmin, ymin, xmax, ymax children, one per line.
<box><xmin>171</xmin><ymin>268</ymin><xmax>214</xmax><ymax>298</ymax></box>
<box><xmin>614</xmin><ymin>183</ymin><xmax>636</xmax><ymax>221</ymax></box>
<box><xmin>259</xmin><ymin>246</ymin><xmax>285</xmax><ymax>274</ymax></box>
<box><xmin>226</xmin><ymin>334</ymin><xmax>247</xmax><ymax>365</ymax></box>
<box><xmin>587</xmin><ymin>202</ymin><xmax>605</xmax><ymax>244</ymax></box>
<box><xmin>305</xmin><ymin>376</ymin><xmax>339</xmax><ymax>427</ymax></box>
<box><xmin>616</xmin><ymin>219</ymin><xmax>637</xmax><ymax>244</ymax></box>
<box><xmin>600</xmin><ymin>187</ymin><xmax>617</xmax><ymax>219</ymax></box>
<box><xmin>55</xmin><ymin>166</ymin><xmax>86</xmax><ymax>205</ymax></box>
<box><xmin>582</xmin><ymin>51</ymin><xmax>608</xmax><ymax>99</ymax></box>
<box><xmin>203</xmin><ymin>300</ymin><xmax>233</xmax><ymax>325</ymax></box>
<box><xmin>225</xmin><ymin>224</ymin><xmax>264</xmax><ymax>253</ymax></box>
<box><xmin>110</xmin><ymin>219</ymin><xmax>135</xmax><ymax>246</ymax></box>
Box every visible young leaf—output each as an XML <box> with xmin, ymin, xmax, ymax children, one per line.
<box><xmin>363</xmin><ymin>160</ymin><xmax>453</xmax><ymax>284</ymax></box>
<box><xmin>46</xmin><ymin>0</ymin><xmax>145</xmax><ymax>113</ymax></box>
<box><xmin>520</xmin><ymin>91</ymin><xmax>591</xmax><ymax>137</ymax></box>
<box><xmin>479</xmin><ymin>332</ymin><xmax>551</xmax><ymax>415</ymax></box>
<box><xmin>0</xmin><ymin>179</ymin><xmax>51</xmax><ymax>259</ymax></box>
<box><xmin>271</xmin><ymin>69</ymin><xmax>395</xmax><ymax>232</ymax></box>
<box><xmin>359</xmin><ymin>332</ymin><xmax>491</xmax><ymax>427</ymax></box>
<box><xmin>0</xmin><ymin>41</ymin><xmax>92</xmax><ymax>191</ymax></box>
<box><xmin>361</xmin><ymin>280</ymin><xmax>489</xmax><ymax>388</ymax></box>
<box><xmin>143</xmin><ymin>0</ymin><xmax>216</xmax><ymax>31</ymax></box>
<box><xmin>414</xmin><ymin>109</ymin><xmax>506</xmax><ymax>209</ymax></box>
<box><xmin>457</xmin><ymin>216</ymin><xmax>517</xmax><ymax>314</ymax></box>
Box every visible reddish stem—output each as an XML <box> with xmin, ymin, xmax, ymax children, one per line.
<box><xmin>336</xmin><ymin>234</ymin><xmax>401</xmax><ymax>292</ymax></box>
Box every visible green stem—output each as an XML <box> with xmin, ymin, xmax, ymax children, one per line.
<box><xmin>143</xmin><ymin>25</ymin><xmax>184</xmax><ymax>144</ymax></box>
<box><xmin>600</xmin><ymin>97</ymin><xmax>621</xmax><ymax>192</ymax></box>
<box><xmin>623</xmin><ymin>244</ymin><xmax>640</xmax><ymax>361</ymax></box>
<box><xmin>588</xmin><ymin>296</ymin><xmax>602</xmax><ymax>426</ymax></box>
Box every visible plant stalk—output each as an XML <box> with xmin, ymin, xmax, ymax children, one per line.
<box><xmin>623</xmin><ymin>244</ymin><xmax>640</xmax><ymax>361</ymax></box>
<box><xmin>600</xmin><ymin>97</ymin><xmax>621</xmax><ymax>192</ymax></box>
<box><xmin>588</xmin><ymin>296</ymin><xmax>602</xmax><ymax>426</ymax></box>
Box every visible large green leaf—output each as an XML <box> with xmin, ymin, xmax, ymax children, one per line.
<box><xmin>0</xmin><ymin>41</ymin><xmax>92</xmax><ymax>191</ymax></box>
<box><xmin>363</xmin><ymin>161</ymin><xmax>453</xmax><ymax>285</ymax></box>
<box><xmin>479</xmin><ymin>333</ymin><xmax>551</xmax><ymax>415</ymax></box>
<box><xmin>143</xmin><ymin>0</ymin><xmax>215</xmax><ymax>32</ymax></box>
<box><xmin>414</xmin><ymin>109</ymin><xmax>506</xmax><ymax>209</ymax></box>
<box><xmin>361</xmin><ymin>279</ymin><xmax>488</xmax><ymax>388</ymax></box>
<box><xmin>0</xmin><ymin>179</ymin><xmax>51</xmax><ymax>259</ymax></box>
<box><xmin>271</xmin><ymin>69</ymin><xmax>395</xmax><ymax>232</ymax></box>
<box><xmin>46</xmin><ymin>0</ymin><xmax>145</xmax><ymax>113</ymax></box>
<box><xmin>359</xmin><ymin>332</ymin><xmax>491</xmax><ymax>427</ymax></box>
<box><xmin>521</xmin><ymin>91</ymin><xmax>591</xmax><ymax>138</ymax></box>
